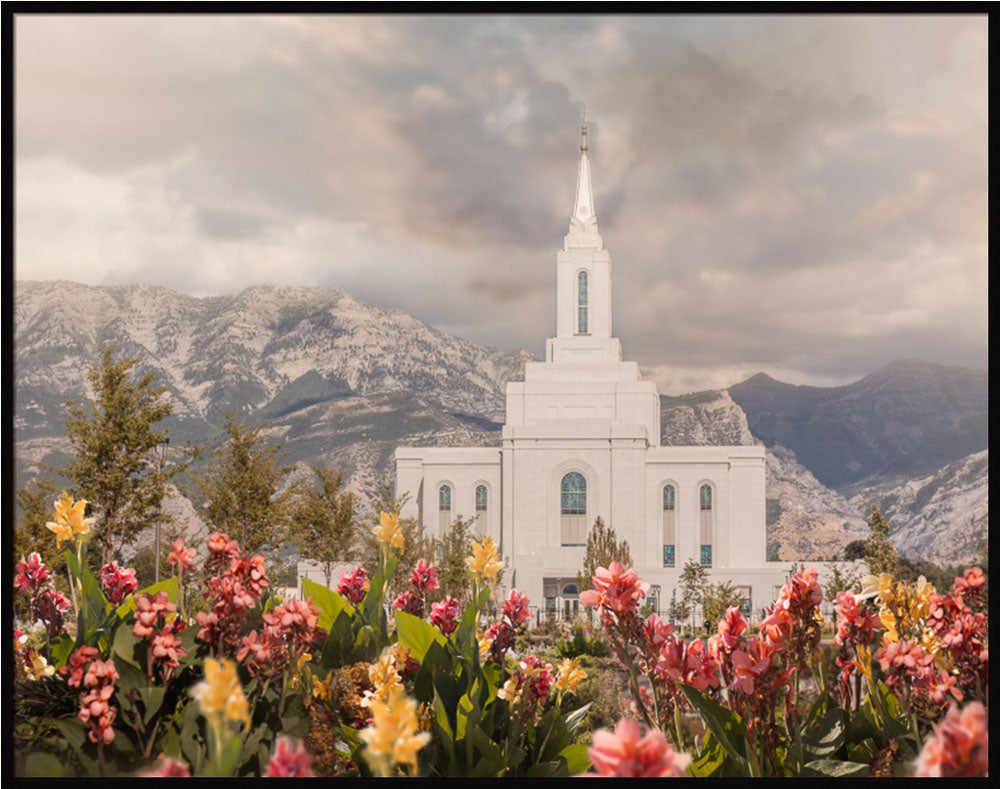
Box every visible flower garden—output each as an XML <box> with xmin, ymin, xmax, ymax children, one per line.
<box><xmin>13</xmin><ymin>494</ymin><xmax>988</xmax><ymax>777</ymax></box>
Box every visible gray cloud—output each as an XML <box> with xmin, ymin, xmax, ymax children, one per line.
<box><xmin>14</xmin><ymin>14</ymin><xmax>987</xmax><ymax>392</ymax></box>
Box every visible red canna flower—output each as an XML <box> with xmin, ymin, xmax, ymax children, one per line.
<box><xmin>587</xmin><ymin>717</ymin><xmax>691</xmax><ymax>777</ymax></box>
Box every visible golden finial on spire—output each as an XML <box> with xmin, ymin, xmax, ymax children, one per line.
<box><xmin>580</xmin><ymin>109</ymin><xmax>588</xmax><ymax>153</ymax></box>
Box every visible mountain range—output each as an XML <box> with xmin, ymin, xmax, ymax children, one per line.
<box><xmin>14</xmin><ymin>280</ymin><xmax>988</xmax><ymax>565</ymax></box>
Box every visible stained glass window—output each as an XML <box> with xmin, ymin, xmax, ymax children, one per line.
<box><xmin>663</xmin><ymin>485</ymin><xmax>675</xmax><ymax>510</ymax></box>
<box><xmin>560</xmin><ymin>472</ymin><xmax>586</xmax><ymax>514</ymax></box>
<box><xmin>475</xmin><ymin>485</ymin><xmax>487</xmax><ymax>511</ymax></box>
<box><xmin>663</xmin><ymin>544</ymin><xmax>675</xmax><ymax>567</ymax></box>
<box><xmin>439</xmin><ymin>485</ymin><xmax>451</xmax><ymax>511</ymax></box>
<box><xmin>700</xmin><ymin>484</ymin><xmax>712</xmax><ymax>510</ymax></box>
<box><xmin>577</xmin><ymin>270</ymin><xmax>588</xmax><ymax>334</ymax></box>
<box><xmin>701</xmin><ymin>544</ymin><xmax>712</xmax><ymax>566</ymax></box>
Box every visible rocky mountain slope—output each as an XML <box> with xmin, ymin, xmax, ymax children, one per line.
<box><xmin>847</xmin><ymin>450</ymin><xmax>988</xmax><ymax>566</ymax></box>
<box><xmin>728</xmin><ymin>360</ymin><xmax>987</xmax><ymax>490</ymax></box>
<box><xmin>14</xmin><ymin>281</ymin><xmax>986</xmax><ymax>565</ymax></box>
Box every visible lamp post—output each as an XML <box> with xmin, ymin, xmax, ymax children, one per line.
<box><xmin>154</xmin><ymin>438</ymin><xmax>170</xmax><ymax>584</ymax></box>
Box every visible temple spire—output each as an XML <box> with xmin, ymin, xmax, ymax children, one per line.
<box><xmin>566</xmin><ymin>111</ymin><xmax>602</xmax><ymax>248</ymax></box>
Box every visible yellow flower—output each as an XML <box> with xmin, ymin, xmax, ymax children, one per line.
<box><xmin>47</xmin><ymin>491</ymin><xmax>95</xmax><ymax>545</ymax></box>
<box><xmin>312</xmin><ymin>672</ymin><xmax>332</xmax><ymax>701</ymax></box>
<box><xmin>859</xmin><ymin>573</ymin><xmax>895</xmax><ymax>603</ymax></box>
<box><xmin>553</xmin><ymin>657</ymin><xmax>587</xmax><ymax>696</ymax></box>
<box><xmin>27</xmin><ymin>652</ymin><xmax>55</xmax><ymax>680</ymax></box>
<box><xmin>359</xmin><ymin>685</ymin><xmax>430</xmax><ymax>776</ymax></box>
<box><xmin>852</xmin><ymin>643</ymin><xmax>875</xmax><ymax>691</ymax></box>
<box><xmin>477</xmin><ymin>631</ymin><xmax>491</xmax><ymax>662</ymax></box>
<box><xmin>466</xmin><ymin>535</ymin><xmax>503</xmax><ymax>582</ymax></box>
<box><xmin>373</xmin><ymin>511</ymin><xmax>405</xmax><ymax>552</ymax></box>
<box><xmin>46</xmin><ymin>519</ymin><xmax>74</xmax><ymax>547</ymax></box>
<box><xmin>191</xmin><ymin>658</ymin><xmax>250</xmax><ymax>729</ymax></box>
<box><xmin>297</xmin><ymin>651</ymin><xmax>312</xmax><ymax>671</ymax></box>
<box><xmin>497</xmin><ymin>676</ymin><xmax>523</xmax><ymax>705</ymax></box>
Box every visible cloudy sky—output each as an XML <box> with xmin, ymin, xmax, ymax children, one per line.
<box><xmin>15</xmin><ymin>14</ymin><xmax>987</xmax><ymax>393</ymax></box>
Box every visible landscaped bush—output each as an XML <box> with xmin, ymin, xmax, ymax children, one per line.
<box><xmin>556</xmin><ymin>625</ymin><xmax>612</xmax><ymax>659</ymax></box>
<box><xmin>12</xmin><ymin>494</ymin><xmax>989</xmax><ymax>777</ymax></box>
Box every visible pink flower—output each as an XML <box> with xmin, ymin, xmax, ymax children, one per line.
<box><xmin>100</xmin><ymin>561</ymin><xmax>139</xmax><ymax>605</ymax></box>
<box><xmin>876</xmin><ymin>639</ymin><xmax>935</xmax><ymax>690</ymax></box>
<box><xmin>580</xmin><ymin>562</ymin><xmax>649</xmax><ymax>616</ymax></box>
<box><xmin>430</xmin><ymin>596</ymin><xmax>462</xmax><ymax>636</ymax></box>
<box><xmin>834</xmin><ymin>590</ymin><xmax>882</xmax><ymax>647</ymax></box>
<box><xmin>729</xmin><ymin>647</ymin><xmax>771</xmax><ymax>695</ymax></box>
<box><xmin>14</xmin><ymin>552</ymin><xmax>49</xmax><ymax>593</ymax></box>
<box><xmin>912</xmin><ymin>702</ymin><xmax>988</xmax><ymax>777</ymax></box>
<box><xmin>642</xmin><ymin>614</ymin><xmax>675</xmax><ymax>651</ymax></box>
<box><xmin>140</xmin><ymin>757</ymin><xmax>191</xmax><ymax>777</ymax></box>
<box><xmin>410</xmin><ymin>559</ymin><xmax>440</xmax><ymax>594</ymax></box>
<box><xmin>520</xmin><ymin>655</ymin><xmax>555</xmax><ymax>704</ymax></box>
<box><xmin>587</xmin><ymin>717</ymin><xmax>691</xmax><ymax>777</ymax></box>
<box><xmin>61</xmin><ymin>645</ymin><xmax>101</xmax><ymax>688</ymax></box>
<box><xmin>715</xmin><ymin>607</ymin><xmax>748</xmax><ymax>654</ymax></box>
<box><xmin>207</xmin><ymin>531</ymin><xmax>239</xmax><ymax>558</ymax></box>
<box><xmin>265</xmin><ymin>737</ymin><xmax>314</xmax><ymax>777</ymax></box>
<box><xmin>337</xmin><ymin>565</ymin><xmax>369</xmax><ymax>605</ymax></box>
<box><xmin>62</xmin><ymin>647</ymin><xmax>118</xmax><ymax>745</ymax></box>
<box><xmin>166</xmin><ymin>538</ymin><xmax>197</xmax><ymax>572</ymax></box>
<box><xmin>503</xmin><ymin>589</ymin><xmax>532</xmax><ymax>626</ymax></box>
<box><xmin>393</xmin><ymin>590</ymin><xmax>424</xmax><ymax>617</ymax></box>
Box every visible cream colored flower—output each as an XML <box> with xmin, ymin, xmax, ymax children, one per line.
<box><xmin>497</xmin><ymin>676</ymin><xmax>523</xmax><ymax>706</ymax></box>
<box><xmin>373</xmin><ymin>511</ymin><xmax>405</xmax><ymax>552</ymax></box>
<box><xmin>27</xmin><ymin>652</ymin><xmax>55</xmax><ymax>680</ymax></box>
<box><xmin>361</xmin><ymin>649</ymin><xmax>404</xmax><ymax>708</ymax></box>
<box><xmin>191</xmin><ymin>658</ymin><xmax>250</xmax><ymax>729</ymax></box>
<box><xmin>466</xmin><ymin>535</ymin><xmax>503</xmax><ymax>582</ymax></box>
<box><xmin>359</xmin><ymin>685</ymin><xmax>430</xmax><ymax>776</ymax></box>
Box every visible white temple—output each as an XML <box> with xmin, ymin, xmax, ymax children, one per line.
<box><xmin>395</xmin><ymin>120</ymin><xmax>787</xmax><ymax>622</ymax></box>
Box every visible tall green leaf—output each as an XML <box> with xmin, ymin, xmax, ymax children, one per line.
<box><xmin>302</xmin><ymin>577</ymin><xmax>354</xmax><ymax>631</ymax></box>
<box><xmin>679</xmin><ymin>684</ymin><xmax>748</xmax><ymax>773</ymax></box>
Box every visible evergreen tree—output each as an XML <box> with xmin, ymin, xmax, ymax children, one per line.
<box><xmin>864</xmin><ymin>503</ymin><xmax>898</xmax><ymax>577</ymax></box>
<box><xmin>289</xmin><ymin>465</ymin><xmax>358</xmax><ymax>589</ymax></box>
<box><xmin>679</xmin><ymin>559</ymin><xmax>709</xmax><ymax>630</ymax></box>
<box><xmin>62</xmin><ymin>347</ymin><xmax>176</xmax><ymax>565</ymax></box>
<box><xmin>436</xmin><ymin>515</ymin><xmax>478</xmax><ymax>601</ymax></box>
<box><xmin>823</xmin><ymin>560</ymin><xmax>862</xmax><ymax>604</ymax></box>
<box><xmin>576</xmin><ymin>516</ymin><xmax>632</xmax><ymax>592</ymax></box>
<box><xmin>843</xmin><ymin>539</ymin><xmax>867</xmax><ymax>561</ymax></box>
<box><xmin>193</xmin><ymin>412</ymin><xmax>295</xmax><ymax>555</ymax></box>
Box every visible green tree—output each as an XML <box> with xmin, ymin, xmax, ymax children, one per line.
<box><xmin>289</xmin><ymin>465</ymin><xmax>358</xmax><ymax>589</ymax></box>
<box><xmin>667</xmin><ymin>588</ymin><xmax>690</xmax><ymax>626</ymax></box>
<box><xmin>976</xmin><ymin>540</ymin><xmax>988</xmax><ymax>576</ymax></box>
<box><xmin>701</xmin><ymin>580</ymin><xmax>745</xmax><ymax>631</ymax></box>
<box><xmin>679</xmin><ymin>559</ymin><xmax>709</xmax><ymax>630</ymax></box>
<box><xmin>193</xmin><ymin>412</ymin><xmax>295</xmax><ymax>555</ymax></box>
<box><xmin>436</xmin><ymin>515</ymin><xmax>478</xmax><ymax>601</ymax></box>
<box><xmin>14</xmin><ymin>476</ymin><xmax>61</xmax><ymax>570</ymax></box>
<box><xmin>62</xmin><ymin>347</ymin><xmax>176</xmax><ymax>565</ymax></box>
<box><xmin>576</xmin><ymin>517</ymin><xmax>632</xmax><ymax>592</ymax></box>
<box><xmin>863</xmin><ymin>504</ymin><xmax>898</xmax><ymax>577</ymax></box>
<box><xmin>843</xmin><ymin>539</ymin><xmax>867</xmax><ymax>561</ymax></box>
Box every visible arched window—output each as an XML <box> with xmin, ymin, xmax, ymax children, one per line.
<box><xmin>438</xmin><ymin>484</ymin><xmax>452</xmax><ymax>536</ymax></box>
<box><xmin>662</xmin><ymin>484</ymin><xmax>676</xmax><ymax>567</ymax></box>
<box><xmin>700</xmin><ymin>484</ymin><xmax>713</xmax><ymax>566</ymax></box>
<box><xmin>560</xmin><ymin>472</ymin><xmax>587</xmax><ymax>546</ymax></box>
<box><xmin>475</xmin><ymin>484</ymin><xmax>488</xmax><ymax>538</ymax></box>
<box><xmin>577</xmin><ymin>271</ymin><xmax>588</xmax><ymax>334</ymax></box>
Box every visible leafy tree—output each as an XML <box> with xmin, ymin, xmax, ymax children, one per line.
<box><xmin>843</xmin><ymin>539</ymin><xmax>867</xmax><ymax>561</ymax></box>
<box><xmin>701</xmin><ymin>581</ymin><xmax>745</xmax><ymax>631</ymax></box>
<box><xmin>130</xmin><ymin>545</ymin><xmax>172</xmax><ymax>590</ymax></box>
<box><xmin>193</xmin><ymin>412</ymin><xmax>296</xmax><ymax>555</ymax></box>
<box><xmin>436</xmin><ymin>515</ymin><xmax>478</xmax><ymax>601</ymax></box>
<box><xmin>679</xmin><ymin>559</ymin><xmax>709</xmax><ymax>630</ymax></box>
<box><xmin>289</xmin><ymin>465</ymin><xmax>358</xmax><ymax>589</ymax></box>
<box><xmin>14</xmin><ymin>476</ymin><xmax>61</xmax><ymax>570</ymax></box>
<box><xmin>61</xmin><ymin>348</ymin><xmax>180</xmax><ymax>565</ymax></box>
<box><xmin>576</xmin><ymin>517</ymin><xmax>632</xmax><ymax>592</ymax></box>
<box><xmin>863</xmin><ymin>504</ymin><xmax>898</xmax><ymax>577</ymax></box>
<box><xmin>667</xmin><ymin>588</ymin><xmax>690</xmax><ymax>626</ymax></box>
<box><xmin>976</xmin><ymin>540</ymin><xmax>988</xmax><ymax>577</ymax></box>
<box><xmin>823</xmin><ymin>560</ymin><xmax>862</xmax><ymax>604</ymax></box>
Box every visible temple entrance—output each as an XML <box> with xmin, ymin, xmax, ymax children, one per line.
<box><xmin>544</xmin><ymin>577</ymin><xmax>581</xmax><ymax>622</ymax></box>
